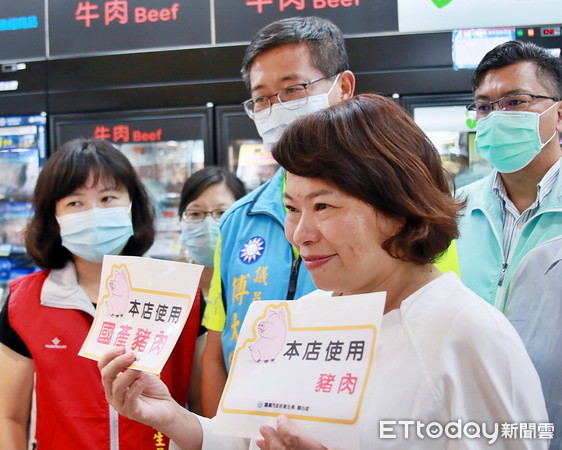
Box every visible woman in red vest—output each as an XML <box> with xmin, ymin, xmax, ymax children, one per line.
<box><xmin>0</xmin><ymin>138</ymin><xmax>201</xmax><ymax>449</ymax></box>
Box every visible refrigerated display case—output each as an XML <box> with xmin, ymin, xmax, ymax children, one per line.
<box><xmin>402</xmin><ymin>94</ymin><xmax>493</xmax><ymax>188</ymax></box>
<box><xmin>0</xmin><ymin>113</ymin><xmax>47</xmax><ymax>305</ymax></box>
<box><xmin>215</xmin><ymin>105</ymin><xmax>279</xmax><ymax>192</ymax></box>
<box><xmin>50</xmin><ymin>107</ymin><xmax>213</xmax><ymax>261</ymax></box>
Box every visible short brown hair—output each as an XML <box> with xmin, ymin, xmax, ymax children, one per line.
<box><xmin>272</xmin><ymin>94</ymin><xmax>464</xmax><ymax>264</ymax></box>
<box><xmin>25</xmin><ymin>138</ymin><xmax>155</xmax><ymax>269</ymax></box>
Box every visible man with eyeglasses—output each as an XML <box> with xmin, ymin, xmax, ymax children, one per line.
<box><xmin>200</xmin><ymin>16</ymin><xmax>355</xmax><ymax>417</ymax></box>
<box><xmin>457</xmin><ymin>40</ymin><xmax>562</xmax><ymax>446</ymax></box>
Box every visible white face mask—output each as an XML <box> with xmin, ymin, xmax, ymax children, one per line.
<box><xmin>254</xmin><ymin>74</ymin><xmax>340</xmax><ymax>151</ymax></box>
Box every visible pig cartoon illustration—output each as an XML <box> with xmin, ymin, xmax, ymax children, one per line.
<box><xmin>249</xmin><ymin>308</ymin><xmax>287</xmax><ymax>363</ymax></box>
<box><xmin>106</xmin><ymin>268</ymin><xmax>130</xmax><ymax>317</ymax></box>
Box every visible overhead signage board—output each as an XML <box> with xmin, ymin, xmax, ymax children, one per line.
<box><xmin>0</xmin><ymin>1</ymin><xmax>46</xmax><ymax>62</ymax></box>
<box><xmin>51</xmin><ymin>108</ymin><xmax>210</xmax><ymax>147</ymax></box>
<box><xmin>215</xmin><ymin>0</ymin><xmax>398</xmax><ymax>44</ymax></box>
<box><xmin>48</xmin><ymin>0</ymin><xmax>212</xmax><ymax>58</ymax></box>
<box><xmin>398</xmin><ymin>0</ymin><xmax>562</xmax><ymax>33</ymax></box>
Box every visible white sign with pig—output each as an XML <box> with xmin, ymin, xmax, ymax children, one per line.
<box><xmin>214</xmin><ymin>291</ymin><xmax>385</xmax><ymax>449</ymax></box>
<box><xmin>79</xmin><ymin>255</ymin><xmax>203</xmax><ymax>373</ymax></box>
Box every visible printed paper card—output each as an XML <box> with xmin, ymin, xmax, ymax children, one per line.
<box><xmin>214</xmin><ymin>291</ymin><xmax>386</xmax><ymax>449</ymax></box>
<box><xmin>79</xmin><ymin>255</ymin><xmax>203</xmax><ymax>373</ymax></box>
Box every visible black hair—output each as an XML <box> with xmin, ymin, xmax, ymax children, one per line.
<box><xmin>25</xmin><ymin>138</ymin><xmax>155</xmax><ymax>268</ymax></box>
<box><xmin>178</xmin><ymin>166</ymin><xmax>246</xmax><ymax>216</ymax></box>
<box><xmin>472</xmin><ymin>40</ymin><xmax>562</xmax><ymax>96</ymax></box>
<box><xmin>241</xmin><ymin>16</ymin><xmax>348</xmax><ymax>90</ymax></box>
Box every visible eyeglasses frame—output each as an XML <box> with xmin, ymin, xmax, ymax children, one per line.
<box><xmin>181</xmin><ymin>209</ymin><xmax>225</xmax><ymax>223</ymax></box>
<box><xmin>242</xmin><ymin>73</ymin><xmax>339</xmax><ymax>119</ymax></box>
<box><xmin>466</xmin><ymin>93</ymin><xmax>560</xmax><ymax>118</ymax></box>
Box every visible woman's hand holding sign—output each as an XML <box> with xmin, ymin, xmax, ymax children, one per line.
<box><xmin>98</xmin><ymin>347</ymin><xmax>204</xmax><ymax>450</ymax></box>
<box><xmin>257</xmin><ymin>415</ymin><xmax>331</xmax><ymax>450</ymax></box>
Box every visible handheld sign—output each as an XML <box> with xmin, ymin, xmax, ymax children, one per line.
<box><xmin>214</xmin><ymin>291</ymin><xmax>385</xmax><ymax>449</ymax></box>
<box><xmin>79</xmin><ymin>255</ymin><xmax>203</xmax><ymax>373</ymax></box>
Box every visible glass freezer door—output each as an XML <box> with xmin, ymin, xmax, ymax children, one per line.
<box><xmin>215</xmin><ymin>105</ymin><xmax>279</xmax><ymax>192</ymax></box>
<box><xmin>403</xmin><ymin>94</ymin><xmax>493</xmax><ymax>188</ymax></box>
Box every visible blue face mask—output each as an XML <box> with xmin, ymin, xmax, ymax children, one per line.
<box><xmin>57</xmin><ymin>206</ymin><xmax>134</xmax><ymax>263</ymax></box>
<box><xmin>180</xmin><ymin>216</ymin><xmax>220</xmax><ymax>267</ymax></box>
<box><xmin>475</xmin><ymin>102</ymin><xmax>559</xmax><ymax>173</ymax></box>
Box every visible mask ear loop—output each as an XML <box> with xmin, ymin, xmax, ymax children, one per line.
<box><xmin>540</xmin><ymin>130</ymin><xmax>558</xmax><ymax>148</ymax></box>
<box><xmin>538</xmin><ymin>101</ymin><xmax>561</xmax><ymax>148</ymax></box>
<box><xmin>538</xmin><ymin>99</ymin><xmax>560</xmax><ymax>119</ymax></box>
<box><xmin>326</xmin><ymin>73</ymin><xmax>341</xmax><ymax>98</ymax></box>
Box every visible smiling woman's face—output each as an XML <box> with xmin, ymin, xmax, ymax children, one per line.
<box><xmin>283</xmin><ymin>173</ymin><xmax>403</xmax><ymax>296</ymax></box>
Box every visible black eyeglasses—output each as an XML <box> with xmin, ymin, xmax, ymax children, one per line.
<box><xmin>242</xmin><ymin>74</ymin><xmax>339</xmax><ymax>119</ymax></box>
<box><xmin>467</xmin><ymin>93</ymin><xmax>560</xmax><ymax>118</ymax></box>
<box><xmin>181</xmin><ymin>209</ymin><xmax>226</xmax><ymax>223</ymax></box>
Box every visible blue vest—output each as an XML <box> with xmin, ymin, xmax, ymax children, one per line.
<box><xmin>219</xmin><ymin>169</ymin><xmax>317</xmax><ymax>369</ymax></box>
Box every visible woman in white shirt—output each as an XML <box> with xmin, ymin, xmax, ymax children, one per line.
<box><xmin>99</xmin><ymin>94</ymin><xmax>548</xmax><ymax>449</ymax></box>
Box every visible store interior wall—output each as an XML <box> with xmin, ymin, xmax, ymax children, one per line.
<box><xmin>0</xmin><ymin>25</ymin><xmax>559</xmax><ymax>158</ymax></box>
<box><xmin>0</xmin><ymin>31</ymin><xmax>471</xmax><ymax>119</ymax></box>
